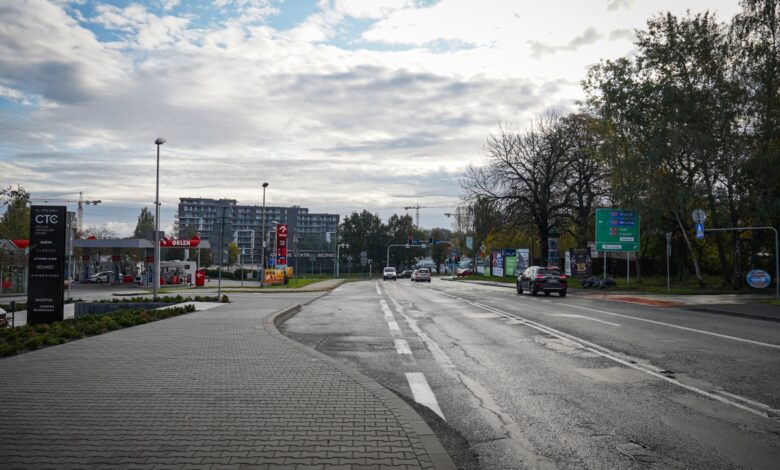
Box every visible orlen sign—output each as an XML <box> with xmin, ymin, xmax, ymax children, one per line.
<box><xmin>276</xmin><ymin>223</ymin><xmax>288</xmax><ymax>266</ymax></box>
<box><xmin>159</xmin><ymin>235</ymin><xmax>202</xmax><ymax>248</ymax></box>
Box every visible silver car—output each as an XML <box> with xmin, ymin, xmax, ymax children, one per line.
<box><xmin>413</xmin><ymin>268</ymin><xmax>431</xmax><ymax>283</ymax></box>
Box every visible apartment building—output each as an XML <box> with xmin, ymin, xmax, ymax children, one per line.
<box><xmin>175</xmin><ymin>198</ymin><xmax>340</xmax><ymax>258</ymax></box>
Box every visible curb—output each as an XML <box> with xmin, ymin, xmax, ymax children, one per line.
<box><xmin>265</xmin><ymin>305</ymin><xmax>457</xmax><ymax>470</ymax></box>
<box><xmin>683</xmin><ymin>306</ymin><xmax>780</xmax><ymax>323</ymax></box>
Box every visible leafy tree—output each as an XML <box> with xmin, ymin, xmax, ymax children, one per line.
<box><xmin>133</xmin><ymin>207</ymin><xmax>155</xmax><ymax>239</ymax></box>
<box><xmin>0</xmin><ymin>186</ymin><xmax>31</xmax><ymax>240</ymax></box>
<box><xmin>338</xmin><ymin>210</ymin><xmax>388</xmax><ymax>269</ymax></box>
<box><xmin>227</xmin><ymin>241</ymin><xmax>240</xmax><ymax>266</ymax></box>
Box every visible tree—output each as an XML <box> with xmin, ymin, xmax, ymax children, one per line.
<box><xmin>83</xmin><ymin>225</ymin><xmax>118</xmax><ymax>239</ymax></box>
<box><xmin>461</xmin><ymin>113</ymin><xmax>576</xmax><ymax>265</ymax></box>
<box><xmin>133</xmin><ymin>207</ymin><xmax>155</xmax><ymax>239</ymax></box>
<box><xmin>227</xmin><ymin>242</ymin><xmax>240</xmax><ymax>267</ymax></box>
<box><xmin>561</xmin><ymin>113</ymin><xmax>610</xmax><ymax>248</ymax></box>
<box><xmin>0</xmin><ymin>186</ymin><xmax>31</xmax><ymax>240</ymax></box>
<box><xmin>338</xmin><ymin>210</ymin><xmax>388</xmax><ymax>269</ymax></box>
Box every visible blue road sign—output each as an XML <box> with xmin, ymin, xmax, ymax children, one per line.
<box><xmin>695</xmin><ymin>223</ymin><xmax>704</xmax><ymax>239</ymax></box>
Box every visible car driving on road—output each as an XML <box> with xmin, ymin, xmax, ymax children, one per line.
<box><xmin>413</xmin><ymin>268</ymin><xmax>431</xmax><ymax>283</ymax></box>
<box><xmin>516</xmin><ymin>266</ymin><xmax>567</xmax><ymax>297</ymax></box>
<box><xmin>383</xmin><ymin>267</ymin><xmax>397</xmax><ymax>281</ymax></box>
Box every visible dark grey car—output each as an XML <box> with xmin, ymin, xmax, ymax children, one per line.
<box><xmin>516</xmin><ymin>266</ymin><xmax>567</xmax><ymax>297</ymax></box>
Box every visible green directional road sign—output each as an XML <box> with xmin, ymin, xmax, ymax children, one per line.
<box><xmin>595</xmin><ymin>208</ymin><xmax>640</xmax><ymax>252</ymax></box>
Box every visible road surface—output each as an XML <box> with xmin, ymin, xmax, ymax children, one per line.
<box><xmin>282</xmin><ymin>279</ymin><xmax>780</xmax><ymax>469</ymax></box>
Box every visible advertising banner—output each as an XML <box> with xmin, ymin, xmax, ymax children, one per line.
<box><xmin>27</xmin><ymin>206</ymin><xmax>67</xmax><ymax>324</ymax></box>
<box><xmin>570</xmin><ymin>248</ymin><xmax>593</xmax><ymax>277</ymax></box>
<box><xmin>276</xmin><ymin>223</ymin><xmax>288</xmax><ymax>266</ymax></box>
<box><xmin>517</xmin><ymin>248</ymin><xmax>530</xmax><ymax>271</ymax></box>
<box><xmin>503</xmin><ymin>249</ymin><xmax>517</xmax><ymax>277</ymax></box>
<box><xmin>565</xmin><ymin>251</ymin><xmax>572</xmax><ymax>276</ymax></box>
<box><xmin>466</xmin><ymin>236</ymin><xmax>473</xmax><ymax>250</ymax></box>
<box><xmin>492</xmin><ymin>251</ymin><xmax>504</xmax><ymax>277</ymax></box>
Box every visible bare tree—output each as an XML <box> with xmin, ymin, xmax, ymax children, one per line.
<box><xmin>461</xmin><ymin>112</ymin><xmax>575</xmax><ymax>265</ymax></box>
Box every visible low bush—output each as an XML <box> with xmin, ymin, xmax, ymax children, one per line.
<box><xmin>0</xmin><ymin>304</ymin><xmax>196</xmax><ymax>358</ymax></box>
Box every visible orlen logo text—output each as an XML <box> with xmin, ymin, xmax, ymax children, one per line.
<box><xmin>35</xmin><ymin>214</ymin><xmax>58</xmax><ymax>224</ymax></box>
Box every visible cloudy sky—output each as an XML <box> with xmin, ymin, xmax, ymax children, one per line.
<box><xmin>1</xmin><ymin>0</ymin><xmax>742</xmax><ymax>236</ymax></box>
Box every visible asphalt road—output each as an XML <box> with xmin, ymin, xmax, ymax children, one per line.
<box><xmin>282</xmin><ymin>279</ymin><xmax>780</xmax><ymax>469</ymax></box>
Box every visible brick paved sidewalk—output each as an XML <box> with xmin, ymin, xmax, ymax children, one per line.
<box><xmin>0</xmin><ymin>295</ymin><xmax>455</xmax><ymax>469</ymax></box>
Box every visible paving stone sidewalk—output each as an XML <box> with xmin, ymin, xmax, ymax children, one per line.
<box><xmin>0</xmin><ymin>295</ymin><xmax>454</xmax><ymax>469</ymax></box>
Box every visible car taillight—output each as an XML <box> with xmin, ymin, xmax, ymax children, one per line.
<box><xmin>559</xmin><ymin>275</ymin><xmax>567</xmax><ymax>282</ymax></box>
<box><xmin>535</xmin><ymin>275</ymin><xmax>546</xmax><ymax>279</ymax></box>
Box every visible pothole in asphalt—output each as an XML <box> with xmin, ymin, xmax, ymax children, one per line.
<box><xmin>534</xmin><ymin>335</ymin><xmax>600</xmax><ymax>358</ymax></box>
<box><xmin>576</xmin><ymin>366</ymin><xmax>659</xmax><ymax>384</ymax></box>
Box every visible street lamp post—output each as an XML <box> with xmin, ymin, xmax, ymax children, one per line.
<box><xmin>153</xmin><ymin>137</ymin><xmax>166</xmax><ymax>301</ymax></box>
<box><xmin>260</xmin><ymin>182</ymin><xmax>268</xmax><ymax>286</ymax></box>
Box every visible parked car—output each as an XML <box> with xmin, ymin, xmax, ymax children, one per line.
<box><xmin>398</xmin><ymin>270</ymin><xmax>414</xmax><ymax>279</ymax></box>
<box><xmin>516</xmin><ymin>266</ymin><xmax>567</xmax><ymax>297</ymax></box>
<box><xmin>383</xmin><ymin>267</ymin><xmax>397</xmax><ymax>281</ymax></box>
<box><xmin>414</xmin><ymin>268</ymin><xmax>432</xmax><ymax>283</ymax></box>
<box><xmin>87</xmin><ymin>271</ymin><xmax>114</xmax><ymax>284</ymax></box>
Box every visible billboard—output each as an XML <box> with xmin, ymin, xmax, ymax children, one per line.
<box><xmin>276</xmin><ymin>223</ymin><xmax>288</xmax><ymax>266</ymax></box>
<box><xmin>503</xmin><ymin>249</ymin><xmax>517</xmax><ymax>277</ymax></box>
<box><xmin>27</xmin><ymin>206</ymin><xmax>67</xmax><ymax>324</ymax></box>
<box><xmin>570</xmin><ymin>248</ymin><xmax>593</xmax><ymax>277</ymax></box>
<box><xmin>492</xmin><ymin>251</ymin><xmax>504</xmax><ymax>277</ymax></box>
<box><xmin>517</xmin><ymin>248</ymin><xmax>530</xmax><ymax>271</ymax></box>
<box><xmin>595</xmin><ymin>208</ymin><xmax>640</xmax><ymax>252</ymax></box>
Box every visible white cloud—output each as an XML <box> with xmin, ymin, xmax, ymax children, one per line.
<box><xmin>0</xmin><ymin>0</ymin><xmax>746</xmax><ymax>231</ymax></box>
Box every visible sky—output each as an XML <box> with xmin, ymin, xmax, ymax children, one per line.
<box><xmin>0</xmin><ymin>0</ymin><xmax>743</xmax><ymax>237</ymax></box>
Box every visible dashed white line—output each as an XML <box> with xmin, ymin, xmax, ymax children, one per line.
<box><xmin>406</xmin><ymin>372</ymin><xmax>445</xmax><ymax>419</ymax></box>
<box><xmin>387</xmin><ymin>320</ymin><xmax>401</xmax><ymax>334</ymax></box>
<box><xmin>394</xmin><ymin>338</ymin><xmax>412</xmax><ymax>355</ymax></box>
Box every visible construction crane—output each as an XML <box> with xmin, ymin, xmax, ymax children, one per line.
<box><xmin>29</xmin><ymin>192</ymin><xmax>102</xmax><ymax>234</ymax></box>
<box><xmin>403</xmin><ymin>203</ymin><xmax>429</xmax><ymax>227</ymax></box>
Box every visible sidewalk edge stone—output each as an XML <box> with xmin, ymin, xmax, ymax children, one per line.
<box><xmin>265</xmin><ymin>306</ymin><xmax>457</xmax><ymax>470</ymax></box>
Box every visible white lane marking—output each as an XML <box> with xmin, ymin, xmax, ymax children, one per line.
<box><xmin>406</xmin><ymin>372</ymin><xmax>445</xmax><ymax>419</ymax></box>
<box><xmin>460</xmin><ymin>299</ymin><xmax>779</xmax><ymax>420</ymax></box>
<box><xmin>380</xmin><ymin>299</ymin><xmax>394</xmax><ymax>320</ymax></box>
<box><xmin>713</xmin><ymin>390</ymin><xmax>776</xmax><ymax>412</ymax></box>
<box><xmin>375</xmin><ymin>282</ymin><xmax>381</xmax><ymax>295</ymax></box>
<box><xmin>394</xmin><ymin>338</ymin><xmax>412</xmax><ymax>355</ymax></box>
<box><xmin>548</xmin><ymin>313</ymin><xmax>620</xmax><ymax>327</ymax></box>
<box><xmin>387</xmin><ymin>320</ymin><xmax>401</xmax><ymax>334</ymax></box>
<box><xmin>560</xmin><ymin>303</ymin><xmax>780</xmax><ymax>350</ymax></box>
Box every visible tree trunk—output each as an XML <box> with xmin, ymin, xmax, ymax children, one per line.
<box><xmin>674</xmin><ymin>211</ymin><xmax>706</xmax><ymax>287</ymax></box>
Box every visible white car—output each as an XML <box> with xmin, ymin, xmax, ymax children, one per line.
<box><xmin>383</xmin><ymin>267</ymin><xmax>397</xmax><ymax>281</ymax></box>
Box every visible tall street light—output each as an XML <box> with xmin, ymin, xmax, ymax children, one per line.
<box><xmin>153</xmin><ymin>137</ymin><xmax>166</xmax><ymax>301</ymax></box>
<box><xmin>260</xmin><ymin>182</ymin><xmax>269</xmax><ymax>287</ymax></box>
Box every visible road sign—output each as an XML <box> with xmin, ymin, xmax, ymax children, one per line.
<box><xmin>595</xmin><ymin>209</ymin><xmax>640</xmax><ymax>252</ymax></box>
<box><xmin>347</xmin><ymin>255</ymin><xmax>353</xmax><ymax>261</ymax></box>
<box><xmin>695</xmin><ymin>223</ymin><xmax>704</xmax><ymax>240</ymax></box>
<box><xmin>691</xmin><ymin>209</ymin><xmax>707</xmax><ymax>224</ymax></box>
<box><xmin>466</xmin><ymin>236</ymin><xmax>473</xmax><ymax>250</ymax></box>
<box><xmin>360</xmin><ymin>251</ymin><xmax>367</xmax><ymax>257</ymax></box>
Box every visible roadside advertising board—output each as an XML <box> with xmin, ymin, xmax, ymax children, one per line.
<box><xmin>466</xmin><ymin>236</ymin><xmax>473</xmax><ymax>250</ymax></box>
<box><xmin>570</xmin><ymin>248</ymin><xmax>593</xmax><ymax>277</ymax></box>
<box><xmin>275</xmin><ymin>223</ymin><xmax>288</xmax><ymax>266</ymax></box>
<box><xmin>492</xmin><ymin>251</ymin><xmax>504</xmax><ymax>277</ymax></box>
<box><xmin>595</xmin><ymin>208</ymin><xmax>640</xmax><ymax>252</ymax></box>
<box><xmin>27</xmin><ymin>205</ymin><xmax>67</xmax><ymax>324</ymax></box>
<box><xmin>565</xmin><ymin>251</ymin><xmax>572</xmax><ymax>276</ymax></box>
<box><xmin>503</xmin><ymin>249</ymin><xmax>517</xmax><ymax>277</ymax></box>
<box><xmin>517</xmin><ymin>248</ymin><xmax>530</xmax><ymax>270</ymax></box>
